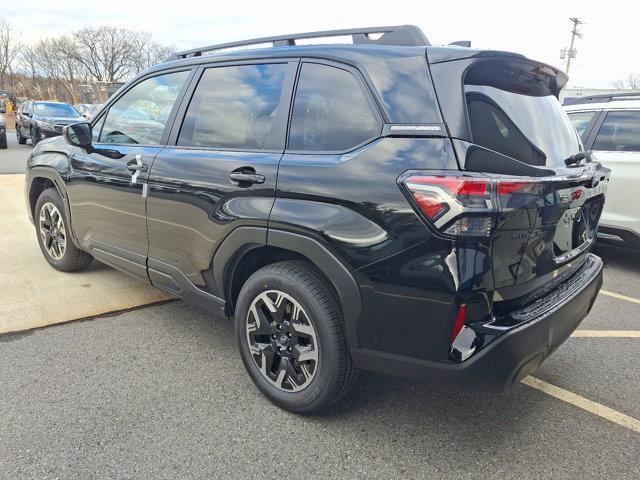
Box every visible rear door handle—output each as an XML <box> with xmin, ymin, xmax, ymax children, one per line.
<box><xmin>229</xmin><ymin>171</ymin><xmax>265</xmax><ymax>185</ymax></box>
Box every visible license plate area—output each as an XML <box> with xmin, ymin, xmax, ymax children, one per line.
<box><xmin>552</xmin><ymin>198</ymin><xmax>603</xmax><ymax>263</ymax></box>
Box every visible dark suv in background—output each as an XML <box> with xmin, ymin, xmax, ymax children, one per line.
<box><xmin>25</xmin><ymin>26</ymin><xmax>609</xmax><ymax>413</ymax></box>
<box><xmin>16</xmin><ymin>101</ymin><xmax>84</xmax><ymax>146</ymax></box>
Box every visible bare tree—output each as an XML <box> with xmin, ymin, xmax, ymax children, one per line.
<box><xmin>131</xmin><ymin>31</ymin><xmax>174</xmax><ymax>75</ymax></box>
<box><xmin>0</xmin><ymin>18</ymin><xmax>23</xmax><ymax>90</ymax></box>
<box><xmin>13</xmin><ymin>24</ymin><xmax>171</xmax><ymax>102</ymax></box>
<box><xmin>70</xmin><ymin>26</ymin><xmax>138</xmax><ymax>83</ymax></box>
<box><xmin>613</xmin><ymin>74</ymin><xmax>640</xmax><ymax>90</ymax></box>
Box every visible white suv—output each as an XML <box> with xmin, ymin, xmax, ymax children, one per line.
<box><xmin>565</xmin><ymin>94</ymin><xmax>640</xmax><ymax>247</ymax></box>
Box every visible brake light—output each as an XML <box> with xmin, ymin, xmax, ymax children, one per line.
<box><xmin>402</xmin><ymin>174</ymin><xmax>541</xmax><ymax>237</ymax></box>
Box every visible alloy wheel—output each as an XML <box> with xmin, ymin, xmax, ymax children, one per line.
<box><xmin>245</xmin><ymin>290</ymin><xmax>319</xmax><ymax>392</ymax></box>
<box><xmin>39</xmin><ymin>202</ymin><xmax>66</xmax><ymax>260</ymax></box>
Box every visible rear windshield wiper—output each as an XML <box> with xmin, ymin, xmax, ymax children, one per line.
<box><xmin>564</xmin><ymin>150</ymin><xmax>593</xmax><ymax>166</ymax></box>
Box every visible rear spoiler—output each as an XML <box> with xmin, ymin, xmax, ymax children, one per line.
<box><xmin>427</xmin><ymin>47</ymin><xmax>568</xmax><ymax>97</ymax></box>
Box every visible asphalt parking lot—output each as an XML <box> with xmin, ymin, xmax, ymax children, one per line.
<box><xmin>0</xmin><ymin>132</ymin><xmax>638</xmax><ymax>479</ymax></box>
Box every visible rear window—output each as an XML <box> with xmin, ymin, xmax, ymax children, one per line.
<box><xmin>178</xmin><ymin>64</ymin><xmax>289</xmax><ymax>150</ymax></box>
<box><xmin>464</xmin><ymin>62</ymin><xmax>581</xmax><ymax>167</ymax></box>
<box><xmin>593</xmin><ymin>111</ymin><xmax>640</xmax><ymax>152</ymax></box>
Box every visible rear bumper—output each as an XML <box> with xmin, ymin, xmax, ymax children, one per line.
<box><xmin>351</xmin><ymin>253</ymin><xmax>603</xmax><ymax>392</ymax></box>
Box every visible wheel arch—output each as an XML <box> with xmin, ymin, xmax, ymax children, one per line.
<box><xmin>26</xmin><ymin>166</ymin><xmax>79</xmax><ymax>247</ymax></box>
<box><xmin>214</xmin><ymin>227</ymin><xmax>363</xmax><ymax>348</ymax></box>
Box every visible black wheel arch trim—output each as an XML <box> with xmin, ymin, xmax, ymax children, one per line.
<box><xmin>25</xmin><ymin>166</ymin><xmax>80</xmax><ymax>249</ymax></box>
<box><xmin>213</xmin><ymin>227</ymin><xmax>363</xmax><ymax>348</ymax></box>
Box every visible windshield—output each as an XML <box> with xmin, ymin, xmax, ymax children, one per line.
<box><xmin>33</xmin><ymin>103</ymin><xmax>79</xmax><ymax>118</ymax></box>
<box><xmin>465</xmin><ymin>85</ymin><xmax>582</xmax><ymax>167</ymax></box>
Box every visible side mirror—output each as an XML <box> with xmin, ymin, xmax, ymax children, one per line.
<box><xmin>64</xmin><ymin>122</ymin><xmax>92</xmax><ymax>149</ymax></box>
<box><xmin>0</xmin><ymin>107</ymin><xmax>6</xmax><ymax>114</ymax></box>
<box><xmin>24</xmin><ymin>112</ymin><xmax>31</xmax><ymax>118</ymax></box>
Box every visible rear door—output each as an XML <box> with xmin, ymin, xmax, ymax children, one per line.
<box><xmin>588</xmin><ymin>110</ymin><xmax>640</xmax><ymax>234</ymax></box>
<box><xmin>145</xmin><ymin>60</ymin><xmax>297</xmax><ymax>296</ymax></box>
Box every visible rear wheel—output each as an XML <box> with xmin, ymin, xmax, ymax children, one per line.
<box><xmin>35</xmin><ymin>188</ymin><xmax>93</xmax><ymax>272</ymax></box>
<box><xmin>235</xmin><ymin>261</ymin><xmax>358</xmax><ymax>414</ymax></box>
<box><xmin>16</xmin><ymin>128</ymin><xmax>26</xmax><ymax>145</ymax></box>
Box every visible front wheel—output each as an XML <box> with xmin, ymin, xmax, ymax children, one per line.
<box><xmin>34</xmin><ymin>188</ymin><xmax>93</xmax><ymax>272</ymax></box>
<box><xmin>0</xmin><ymin>133</ymin><xmax>7</xmax><ymax>149</ymax></box>
<box><xmin>31</xmin><ymin>126</ymin><xmax>39</xmax><ymax>146</ymax></box>
<box><xmin>16</xmin><ymin>128</ymin><xmax>26</xmax><ymax>145</ymax></box>
<box><xmin>235</xmin><ymin>261</ymin><xmax>358</xmax><ymax>414</ymax></box>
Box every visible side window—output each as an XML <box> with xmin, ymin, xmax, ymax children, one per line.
<box><xmin>593</xmin><ymin>111</ymin><xmax>640</xmax><ymax>152</ymax></box>
<box><xmin>99</xmin><ymin>71</ymin><xmax>189</xmax><ymax>145</ymax></box>
<box><xmin>92</xmin><ymin>115</ymin><xmax>106</xmax><ymax>143</ymax></box>
<box><xmin>567</xmin><ymin>111</ymin><xmax>598</xmax><ymax>142</ymax></box>
<box><xmin>288</xmin><ymin>63</ymin><xmax>380</xmax><ymax>152</ymax></box>
<box><xmin>178</xmin><ymin>64</ymin><xmax>289</xmax><ymax>150</ymax></box>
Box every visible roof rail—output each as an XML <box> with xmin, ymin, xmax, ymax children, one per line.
<box><xmin>563</xmin><ymin>91</ymin><xmax>640</xmax><ymax>105</ymax></box>
<box><xmin>169</xmin><ymin>25</ymin><xmax>429</xmax><ymax>60</ymax></box>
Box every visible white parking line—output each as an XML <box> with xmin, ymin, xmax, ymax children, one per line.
<box><xmin>600</xmin><ymin>290</ymin><xmax>640</xmax><ymax>305</ymax></box>
<box><xmin>522</xmin><ymin>376</ymin><xmax>640</xmax><ymax>434</ymax></box>
<box><xmin>572</xmin><ymin>330</ymin><xmax>640</xmax><ymax>337</ymax></box>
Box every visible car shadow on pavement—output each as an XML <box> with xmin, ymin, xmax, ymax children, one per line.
<box><xmin>594</xmin><ymin>242</ymin><xmax>640</xmax><ymax>274</ymax></box>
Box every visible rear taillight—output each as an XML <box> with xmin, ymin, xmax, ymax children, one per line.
<box><xmin>402</xmin><ymin>173</ymin><xmax>540</xmax><ymax>237</ymax></box>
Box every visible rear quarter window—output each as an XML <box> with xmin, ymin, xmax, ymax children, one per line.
<box><xmin>288</xmin><ymin>63</ymin><xmax>380</xmax><ymax>152</ymax></box>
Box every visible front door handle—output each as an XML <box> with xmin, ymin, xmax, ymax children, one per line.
<box><xmin>126</xmin><ymin>163</ymin><xmax>148</xmax><ymax>172</ymax></box>
<box><xmin>126</xmin><ymin>155</ymin><xmax>148</xmax><ymax>184</ymax></box>
<box><xmin>229</xmin><ymin>170</ymin><xmax>265</xmax><ymax>185</ymax></box>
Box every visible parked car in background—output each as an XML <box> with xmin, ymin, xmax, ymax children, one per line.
<box><xmin>16</xmin><ymin>101</ymin><xmax>84</xmax><ymax>146</ymax></box>
<box><xmin>565</xmin><ymin>93</ymin><xmax>640</xmax><ymax>247</ymax></box>
<box><xmin>74</xmin><ymin>103</ymin><xmax>92</xmax><ymax>116</ymax></box>
<box><xmin>82</xmin><ymin>103</ymin><xmax>103</xmax><ymax>122</ymax></box>
<box><xmin>25</xmin><ymin>26</ymin><xmax>609</xmax><ymax>413</ymax></box>
<box><xmin>0</xmin><ymin>106</ymin><xmax>7</xmax><ymax>149</ymax></box>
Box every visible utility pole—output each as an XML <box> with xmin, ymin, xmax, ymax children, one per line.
<box><xmin>561</xmin><ymin>17</ymin><xmax>582</xmax><ymax>74</ymax></box>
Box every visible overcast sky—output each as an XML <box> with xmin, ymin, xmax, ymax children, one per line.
<box><xmin>3</xmin><ymin>0</ymin><xmax>638</xmax><ymax>88</ymax></box>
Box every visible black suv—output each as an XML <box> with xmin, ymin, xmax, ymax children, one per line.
<box><xmin>16</xmin><ymin>101</ymin><xmax>84</xmax><ymax>146</ymax></box>
<box><xmin>25</xmin><ymin>26</ymin><xmax>609</xmax><ymax>413</ymax></box>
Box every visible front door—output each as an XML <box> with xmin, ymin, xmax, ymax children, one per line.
<box><xmin>145</xmin><ymin>61</ymin><xmax>297</xmax><ymax>295</ymax></box>
<box><xmin>66</xmin><ymin>70</ymin><xmax>192</xmax><ymax>279</ymax></box>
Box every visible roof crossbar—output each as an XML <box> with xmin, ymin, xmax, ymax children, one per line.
<box><xmin>169</xmin><ymin>25</ymin><xmax>429</xmax><ymax>60</ymax></box>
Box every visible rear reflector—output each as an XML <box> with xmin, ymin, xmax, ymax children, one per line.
<box><xmin>451</xmin><ymin>304</ymin><xmax>467</xmax><ymax>341</ymax></box>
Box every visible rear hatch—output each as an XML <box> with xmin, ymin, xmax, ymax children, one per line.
<box><xmin>425</xmin><ymin>48</ymin><xmax>609</xmax><ymax>307</ymax></box>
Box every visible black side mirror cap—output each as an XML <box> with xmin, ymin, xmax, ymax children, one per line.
<box><xmin>0</xmin><ymin>107</ymin><xmax>6</xmax><ymax>114</ymax></box>
<box><xmin>63</xmin><ymin>122</ymin><xmax>93</xmax><ymax>149</ymax></box>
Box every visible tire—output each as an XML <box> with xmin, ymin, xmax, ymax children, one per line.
<box><xmin>235</xmin><ymin>260</ymin><xmax>358</xmax><ymax>414</ymax></box>
<box><xmin>34</xmin><ymin>188</ymin><xmax>93</xmax><ymax>272</ymax></box>
<box><xmin>16</xmin><ymin>128</ymin><xmax>26</xmax><ymax>145</ymax></box>
<box><xmin>31</xmin><ymin>126</ymin><xmax>39</xmax><ymax>146</ymax></box>
<box><xmin>0</xmin><ymin>133</ymin><xmax>6</xmax><ymax>149</ymax></box>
